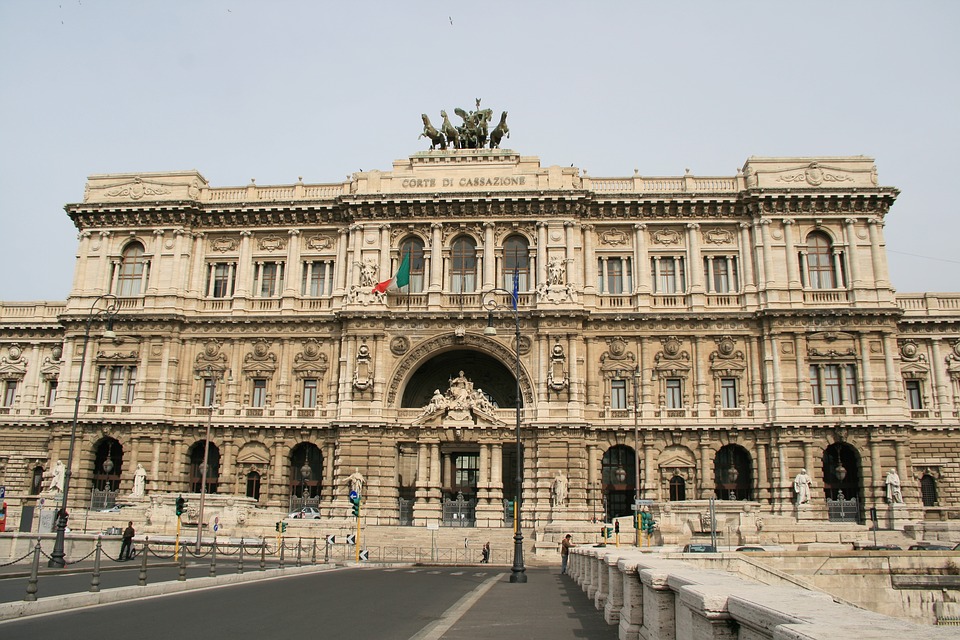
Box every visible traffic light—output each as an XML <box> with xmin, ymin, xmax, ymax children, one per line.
<box><xmin>640</xmin><ymin>511</ymin><xmax>656</xmax><ymax>534</ymax></box>
<box><xmin>175</xmin><ymin>495</ymin><xmax>185</xmax><ymax>517</ymax></box>
<box><xmin>350</xmin><ymin>493</ymin><xmax>361</xmax><ymax>518</ymax></box>
<box><xmin>282</xmin><ymin>522</ymin><xmax>287</xmax><ymax>533</ymax></box>
<box><xmin>614</xmin><ymin>520</ymin><xmax>620</xmax><ymax>534</ymax></box>
<box><xmin>275</xmin><ymin>522</ymin><xmax>280</xmax><ymax>532</ymax></box>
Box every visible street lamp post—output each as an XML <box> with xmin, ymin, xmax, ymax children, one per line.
<box><xmin>483</xmin><ymin>288</ymin><xmax>526</xmax><ymax>584</ymax></box>
<box><xmin>616</xmin><ymin>368</ymin><xmax>643</xmax><ymax>546</ymax></box>
<box><xmin>49</xmin><ymin>294</ymin><xmax>118</xmax><ymax>568</ymax></box>
<box><xmin>196</xmin><ymin>366</ymin><xmax>221</xmax><ymax>552</ymax></box>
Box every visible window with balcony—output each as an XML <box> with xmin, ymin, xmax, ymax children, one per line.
<box><xmin>251</xmin><ymin>378</ymin><xmax>267</xmax><ymax>407</ymax></box>
<box><xmin>399</xmin><ymin>237</ymin><xmax>426</xmax><ymax>293</ymax></box>
<box><xmin>652</xmin><ymin>256</ymin><xmax>685</xmax><ymax>294</ymax></box>
<box><xmin>116</xmin><ymin>242</ymin><xmax>148</xmax><ymax>296</ymax></box>
<box><xmin>905</xmin><ymin>380</ymin><xmax>923</xmax><ymax>409</ymax></box>
<box><xmin>503</xmin><ymin>235</ymin><xmax>530</xmax><ymax>291</ymax></box>
<box><xmin>201</xmin><ymin>377</ymin><xmax>217</xmax><ymax>407</ymax></box>
<box><xmin>450</xmin><ymin>236</ymin><xmax>477</xmax><ymax>293</ymax></box>
<box><xmin>96</xmin><ymin>366</ymin><xmax>137</xmax><ymax>404</ymax></box>
<box><xmin>302</xmin><ymin>260</ymin><xmax>335</xmax><ymax>297</ymax></box>
<box><xmin>703</xmin><ymin>256</ymin><xmax>739</xmax><ymax>293</ymax></box>
<box><xmin>810</xmin><ymin>364</ymin><xmax>858</xmax><ymax>405</ymax></box>
<box><xmin>597</xmin><ymin>256</ymin><xmax>632</xmax><ymax>294</ymax></box>
<box><xmin>206</xmin><ymin>262</ymin><xmax>236</xmax><ymax>298</ymax></box>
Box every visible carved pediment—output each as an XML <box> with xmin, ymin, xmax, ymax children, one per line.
<box><xmin>236</xmin><ymin>442</ymin><xmax>271</xmax><ymax>466</ymax></box>
<box><xmin>243</xmin><ymin>340</ymin><xmax>277</xmax><ymax>377</ymax></box>
<box><xmin>659</xmin><ymin>446</ymin><xmax>696</xmax><ymax>469</ymax></box>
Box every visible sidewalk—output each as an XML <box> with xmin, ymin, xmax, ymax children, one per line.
<box><xmin>443</xmin><ymin>567</ymin><xmax>618</xmax><ymax>640</ymax></box>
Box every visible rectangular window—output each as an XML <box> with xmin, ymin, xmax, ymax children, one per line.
<box><xmin>109</xmin><ymin>365</ymin><xmax>124</xmax><ymax>404</ymax></box>
<box><xmin>666</xmin><ymin>378</ymin><xmax>683</xmax><ymax>408</ymax></box>
<box><xmin>597</xmin><ymin>257</ymin><xmax>632</xmax><ymax>294</ymax></box>
<box><xmin>720</xmin><ymin>378</ymin><xmax>737</xmax><ymax>408</ymax></box>
<box><xmin>611</xmin><ymin>379</ymin><xmax>627</xmax><ymax>409</ymax></box>
<box><xmin>125</xmin><ymin>367</ymin><xmax>137</xmax><ymax>404</ymax></box>
<box><xmin>2</xmin><ymin>380</ymin><xmax>17</xmax><ymax>406</ymax></box>
<box><xmin>207</xmin><ymin>263</ymin><xmax>235</xmax><ymax>298</ymax></box>
<box><xmin>302</xmin><ymin>261</ymin><xmax>334</xmax><ymax>297</ymax></box>
<box><xmin>252</xmin><ymin>378</ymin><xmax>267</xmax><ymax>407</ymax></box>
<box><xmin>46</xmin><ymin>380</ymin><xmax>58</xmax><ymax>407</ymax></box>
<box><xmin>810</xmin><ymin>365</ymin><xmax>821</xmax><ymax>404</ymax></box>
<box><xmin>905</xmin><ymin>380</ymin><xmax>923</xmax><ymax>409</ymax></box>
<box><xmin>704</xmin><ymin>257</ymin><xmax>739</xmax><ymax>293</ymax></box>
<box><xmin>844</xmin><ymin>364</ymin><xmax>858</xmax><ymax>404</ymax></box>
<box><xmin>823</xmin><ymin>364</ymin><xmax>842</xmax><ymax>405</ymax></box>
<box><xmin>96</xmin><ymin>366</ymin><xmax>136</xmax><ymax>404</ymax></box>
<box><xmin>202</xmin><ymin>378</ymin><xmax>217</xmax><ymax>407</ymax></box>
<box><xmin>653</xmin><ymin>257</ymin><xmax>685</xmax><ymax>294</ymax></box>
<box><xmin>302</xmin><ymin>378</ymin><xmax>318</xmax><ymax>408</ymax></box>
<box><xmin>258</xmin><ymin>262</ymin><xmax>283</xmax><ymax>297</ymax></box>
<box><xmin>453</xmin><ymin>453</ymin><xmax>480</xmax><ymax>491</ymax></box>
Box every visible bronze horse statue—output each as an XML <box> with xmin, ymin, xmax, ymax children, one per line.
<box><xmin>420</xmin><ymin>114</ymin><xmax>447</xmax><ymax>150</ymax></box>
<box><xmin>440</xmin><ymin>110</ymin><xmax>460</xmax><ymax>149</ymax></box>
<box><xmin>489</xmin><ymin>111</ymin><xmax>509</xmax><ymax>149</ymax></box>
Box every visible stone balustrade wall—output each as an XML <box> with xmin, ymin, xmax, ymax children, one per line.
<box><xmin>568</xmin><ymin>547</ymin><xmax>957</xmax><ymax>640</ymax></box>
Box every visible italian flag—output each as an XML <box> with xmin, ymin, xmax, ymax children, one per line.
<box><xmin>372</xmin><ymin>252</ymin><xmax>410</xmax><ymax>294</ymax></box>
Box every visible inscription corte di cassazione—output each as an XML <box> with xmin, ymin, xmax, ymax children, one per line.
<box><xmin>400</xmin><ymin>176</ymin><xmax>527</xmax><ymax>189</ymax></box>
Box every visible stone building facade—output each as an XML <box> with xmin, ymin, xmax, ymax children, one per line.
<box><xmin>0</xmin><ymin>148</ymin><xmax>958</xmax><ymax>538</ymax></box>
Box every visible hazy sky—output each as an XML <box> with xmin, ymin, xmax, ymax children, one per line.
<box><xmin>1</xmin><ymin>0</ymin><xmax>957</xmax><ymax>301</ymax></box>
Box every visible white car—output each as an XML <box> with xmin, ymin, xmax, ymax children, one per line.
<box><xmin>287</xmin><ymin>506</ymin><xmax>321</xmax><ymax>519</ymax></box>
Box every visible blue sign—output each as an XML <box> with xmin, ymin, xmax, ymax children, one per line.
<box><xmin>349</xmin><ymin>490</ymin><xmax>358</xmax><ymax>501</ymax></box>
<box><xmin>0</xmin><ymin>486</ymin><xmax>5</xmax><ymax>500</ymax></box>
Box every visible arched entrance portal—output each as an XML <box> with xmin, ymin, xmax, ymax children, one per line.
<box><xmin>399</xmin><ymin>347</ymin><xmax>522</xmax><ymax>527</ymax></box>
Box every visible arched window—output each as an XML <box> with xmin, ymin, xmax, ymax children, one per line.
<box><xmin>669</xmin><ymin>475</ymin><xmax>686</xmax><ymax>501</ymax></box>
<box><xmin>31</xmin><ymin>465</ymin><xmax>44</xmax><ymax>495</ymax></box>
<box><xmin>920</xmin><ymin>474</ymin><xmax>937</xmax><ymax>507</ymax></box>
<box><xmin>117</xmin><ymin>242</ymin><xmax>147</xmax><ymax>296</ymax></box>
<box><xmin>93</xmin><ymin>438</ymin><xmax>123</xmax><ymax>491</ymax></box>
<box><xmin>714</xmin><ymin>445</ymin><xmax>752</xmax><ymax>500</ymax></box>
<box><xmin>601</xmin><ymin>445</ymin><xmax>636</xmax><ymax>520</ymax></box>
<box><xmin>450</xmin><ymin>236</ymin><xmax>477</xmax><ymax>293</ymax></box>
<box><xmin>804</xmin><ymin>232</ymin><xmax>839</xmax><ymax>289</ymax></box>
<box><xmin>289</xmin><ymin>443</ymin><xmax>323</xmax><ymax>499</ymax></box>
<box><xmin>399</xmin><ymin>237</ymin><xmax>426</xmax><ymax>293</ymax></box>
<box><xmin>503</xmin><ymin>235</ymin><xmax>530</xmax><ymax>291</ymax></box>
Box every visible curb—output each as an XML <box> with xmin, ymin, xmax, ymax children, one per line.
<box><xmin>0</xmin><ymin>563</ymin><xmax>338</xmax><ymax>622</ymax></box>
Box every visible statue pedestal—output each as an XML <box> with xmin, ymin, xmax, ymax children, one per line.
<box><xmin>545</xmin><ymin>505</ymin><xmax>579</xmax><ymax>526</ymax></box>
<box><xmin>885</xmin><ymin>501</ymin><xmax>908</xmax><ymax>529</ymax></box>
<box><xmin>795</xmin><ymin>503</ymin><xmax>818</xmax><ymax>521</ymax></box>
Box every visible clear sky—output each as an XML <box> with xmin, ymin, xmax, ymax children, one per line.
<box><xmin>1</xmin><ymin>0</ymin><xmax>957</xmax><ymax>301</ymax></box>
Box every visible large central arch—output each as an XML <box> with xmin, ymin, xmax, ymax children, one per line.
<box><xmin>388</xmin><ymin>332</ymin><xmax>535</xmax><ymax>409</ymax></box>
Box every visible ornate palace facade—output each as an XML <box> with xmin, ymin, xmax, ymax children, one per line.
<box><xmin>1</xmin><ymin>147</ymin><xmax>958</xmax><ymax>537</ymax></box>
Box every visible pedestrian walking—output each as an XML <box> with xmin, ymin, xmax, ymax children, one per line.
<box><xmin>560</xmin><ymin>534</ymin><xmax>574</xmax><ymax>575</ymax></box>
<box><xmin>481</xmin><ymin>541</ymin><xmax>490</xmax><ymax>563</ymax></box>
<box><xmin>120</xmin><ymin>520</ymin><xmax>135</xmax><ymax>561</ymax></box>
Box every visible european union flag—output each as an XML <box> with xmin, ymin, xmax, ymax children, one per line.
<box><xmin>511</xmin><ymin>267</ymin><xmax>519</xmax><ymax>310</ymax></box>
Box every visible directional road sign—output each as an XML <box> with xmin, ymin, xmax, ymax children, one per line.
<box><xmin>346</xmin><ymin>533</ymin><xmax>356</xmax><ymax>545</ymax></box>
<box><xmin>349</xmin><ymin>490</ymin><xmax>359</xmax><ymax>501</ymax></box>
<box><xmin>358</xmin><ymin>549</ymin><xmax>369</xmax><ymax>561</ymax></box>
<box><xmin>325</xmin><ymin>534</ymin><xmax>337</xmax><ymax>544</ymax></box>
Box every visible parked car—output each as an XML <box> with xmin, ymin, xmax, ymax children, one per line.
<box><xmin>287</xmin><ymin>506</ymin><xmax>321</xmax><ymax>519</ymax></box>
<box><xmin>735</xmin><ymin>546</ymin><xmax>765</xmax><ymax>552</ymax></box>
<box><xmin>859</xmin><ymin>544</ymin><xmax>901</xmax><ymax>550</ymax></box>
<box><xmin>681</xmin><ymin>544</ymin><xmax>717</xmax><ymax>553</ymax></box>
<box><xmin>98</xmin><ymin>503</ymin><xmax>134</xmax><ymax>512</ymax></box>
<box><xmin>908</xmin><ymin>543</ymin><xmax>951</xmax><ymax>550</ymax></box>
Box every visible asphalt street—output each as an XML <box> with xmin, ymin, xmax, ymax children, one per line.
<box><xmin>0</xmin><ymin>566</ymin><xmax>617</xmax><ymax>640</ymax></box>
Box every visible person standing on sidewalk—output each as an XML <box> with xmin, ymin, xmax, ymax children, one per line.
<box><xmin>120</xmin><ymin>520</ymin><xmax>135</xmax><ymax>561</ymax></box>
<box><xmin>560</xmin><ymin>534</ymin><xmax>574</xmax><ymax>574</ymax></box>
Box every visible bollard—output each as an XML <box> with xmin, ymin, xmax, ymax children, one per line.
<box><xmin>138</xmin><ymin>537</ymin><xmax>149</xmax><ymax>586</ymax></box>
<box><xmin>324</xmin><ymin>536</ymin><xmax>329</xmax><ymax>563</ymax></box>
<box><xmin>178</xmin><ymin>542</ymin><xmax>187</xmax><ymax>581</ymax></box>
<box><xmin>238</xmin><ymin>538</ymin><xmax>244</xmax><ymax>575</ymax></box>
<box><xmin>279</xmin><ymin>539</ymin><xmax>285</xmax><ymax>570</ymax></box>
<box><xmin>311</xmin><ymin>537</ymin><xmax>317</xmax><ymax>565</ymax></box>
<box><xmin>296</xmin><ymin>537</ymin><xmax>302</xmax><ymax>568</ymax></box>
<box><xmin>259</xmin><ymin>537</ymin><xmax>266</xmax><ymax>571</ymax></box>
<box><xmin>209</xmin><ymin>537</ymin><xmax>217</xmax><ymax>577</ymax></box>
<box><xmin>24</xmin><ymin>539</ymin><xmax>41</xmax><ymax>601</ymax></box>
<box><xmin>90</xmin><ymin>536</ymin><xmax>103</xmax><ymax>593</ymax></box>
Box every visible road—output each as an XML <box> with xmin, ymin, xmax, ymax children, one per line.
<box><xmin>0</xmin><ymin>566</ymin><xmax>616</xmax><ymax>640</ymax></box>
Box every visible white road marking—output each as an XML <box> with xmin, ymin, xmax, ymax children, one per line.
<box><xmin>407</xmin><ymin>573</ymin><xmax>503</xmax><ymax>640</ymax></box>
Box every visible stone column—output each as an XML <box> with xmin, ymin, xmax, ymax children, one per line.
<box><xmin>882</xmin><ymin>332</ymin><xmax>901</xmax><ymax>402</ymax></box>
<box><xmin>284</xmin><ymin>229</ymin><xmax>301</xmax><ymax>298</ymax></box>
<box><xmin>335</xmin><ymin>228</ymin><xmax>349</xmax><ymax>294</ymax></box>
<box><xmin>482</xmin><ymin>222</ymin><xmax>495</xmax><ymax>291</ymax></box>
<box><xmin>430</xmin><ymin>223</ymin><xmax>443</xmax><ymax>292</ymax></box>
<box><xmin>564</xmin><ymin>221</ymin><xmax>577</xmax><ymax>288</ymax></box>
<box><xmin>756</xmin><ymin>441</ymin><xmax>769</xmax><ymax>504</ymax></box>
<box><xmin>699</xmin><ymin>437</ymin><xmax>713</xmax><ymax>499</ymax></box>
<box><xmin>869</xmin><ymin>437</ymin><xmax>882</xmax><ymax>504</ymax></box>
<box><xmin>867</xmin><ymin>218</ymin><xmax>889</xmax><ymax>289</ymax></box>
<box><xmin>858</xmin><ymin>333</ymin><xmax>874</xmax><ymax>404</ymax></box>
<box><xmin>634</xmin><ymin>224</ymin><xmax>649</xmax><ymax>294</ymax></box>
<box><xmin>693</xmin><ymin>336</ymin><xmax>707</xmax><ymax>411</ymax></box>
<box><xmin>687</xmin><ymin>223</ymin><xmax>703</xmax><ymax>293</ymax></box>
<box><xmin>739</xmin><ymin>222</ymin><xmax>756</xmax><ymax>292</ymax></box>
<box><xmin>844</xmin><ymin>218</ymin><xmax>861</xmax><ymax>287</ymax></box>
<box><xmin>758</xmin><ymin>220</ymin><xmax>773</xmax><ymax>288</ymax></box>
<box><xmin>234</xmin><ymin>231</ymin><xmax>252</xmax><ymax>298</ymax></box>
<box><xmin>930</xmin><ymin>339</ymin><xmax>949</xmax><ymax>411</ymax></box>
<box><xmin>582</xmin><ymin>224</ymin><xmax>596</xmax><ymax>295</ymax></box>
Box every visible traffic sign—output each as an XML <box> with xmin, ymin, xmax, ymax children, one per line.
<box><xmin>349</xmin><ymin>490</ymin><xmax>359</xmax><ymax>501</ymax></box>
<box><xmin>346</xmin><ymin>533</ymin><xmax>356</xmax><ymax>545</ymax></box>
<box><xmin>0</xmin><ymin>486</ymin><xmax>5</xmax><ymax>500</ymax></box>
<box><xmin>325</xmin><ymin>534</ymin><xmax>337</xmax><ymax>544</ymax></box>
<box><xmin>358</xmin><ymin>549</ymin><xmax>369</xmax><ymax>561</ymax></box>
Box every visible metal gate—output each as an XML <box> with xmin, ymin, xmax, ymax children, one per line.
<box><xmin>89</xmin><ymin>488</ymin><xmax>117</xmax><ymax>511</ymax></box>
<box><xmin>398</xmin><ymin>498</ymin><xmax>413</xmax><ymax>526</ymax></box>
<box><xmin>442</xmin><ymin>493</ymin><xmax>475</xmax><ymax>527</ymax></box>
<box><xmin>826</xmin><ymin>491</ymin><xmax>859</xmax><ymax>522</ymax></box>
